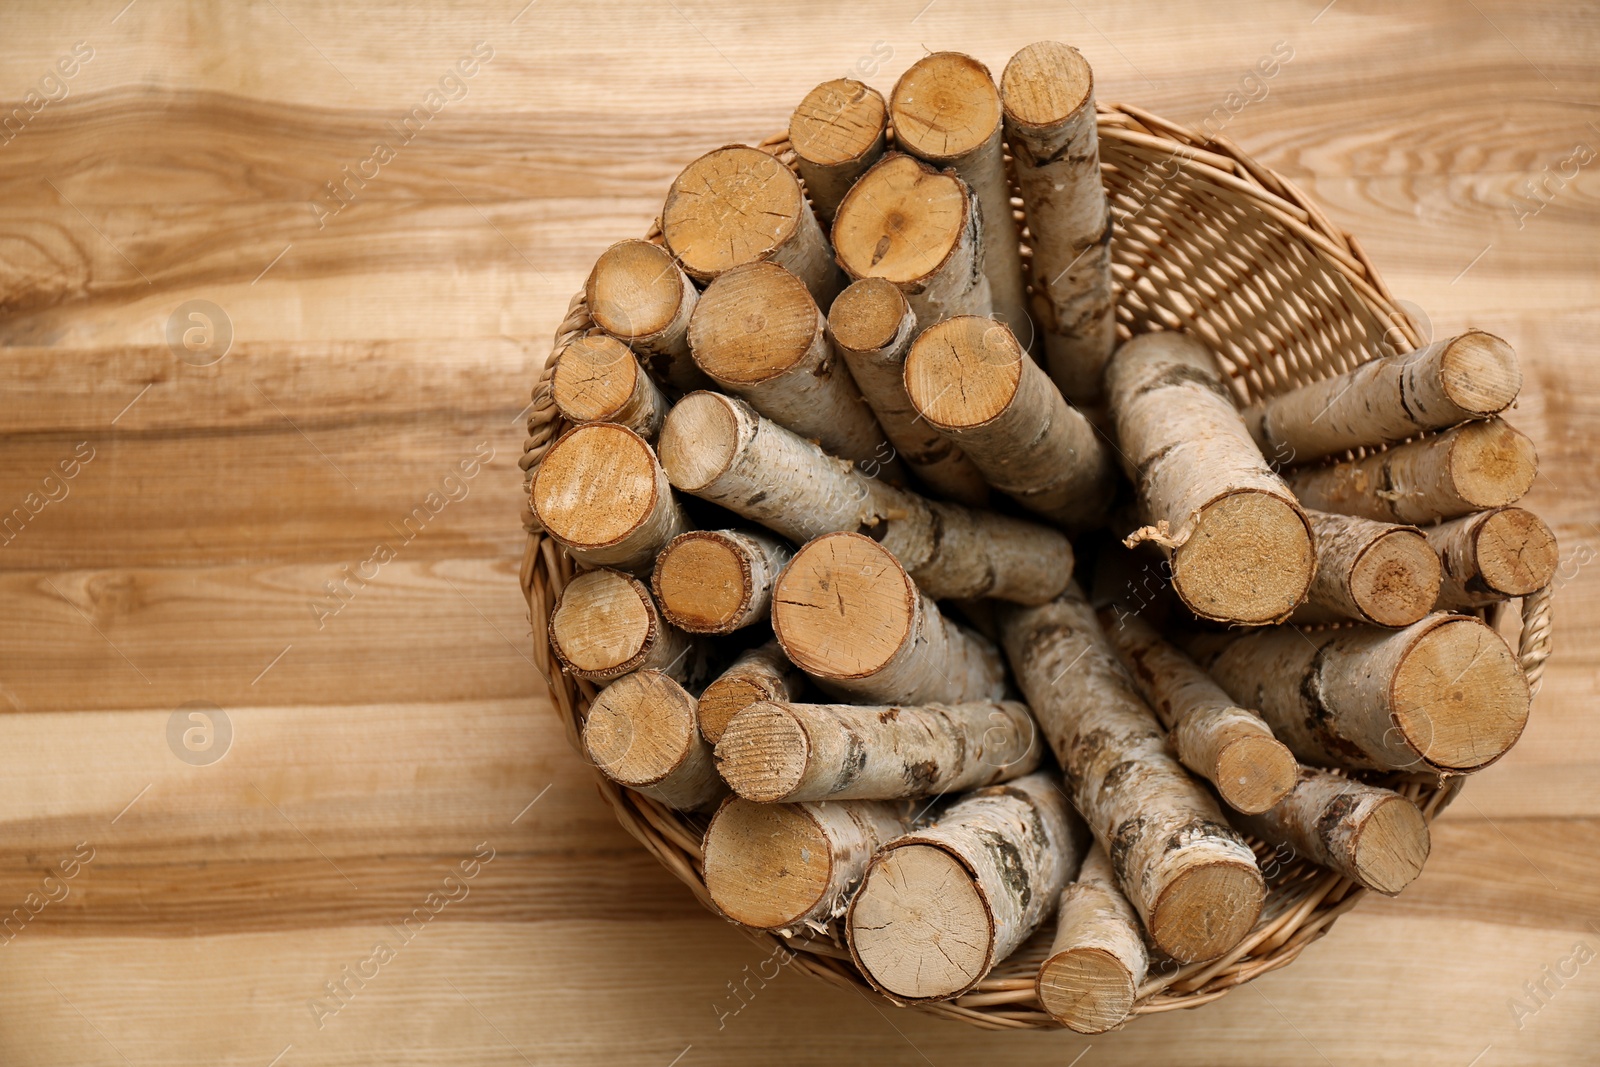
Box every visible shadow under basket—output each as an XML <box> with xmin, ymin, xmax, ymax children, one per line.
<box><xmin>517</xmin><ymin>103</ymin><xmax>1555</xmax><ymax>1030</ymax></box>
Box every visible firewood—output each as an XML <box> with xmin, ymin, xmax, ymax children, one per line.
<box><xmin>687</xmin><ymin>261</ymin><xmax>903</xmax><ymax>477</ymax></box>
<box><xmin>827</xmin><ymin>276</ymin><xmax>990</xmax><ymax>506</ymax></box>
<box><xmin>1281</xmin><ymin>417</ymin><xmax>1538</xmax><ymax>525</ymax></box>
<box><xmin>771</xmin><ymin>532</ymin><xmax>1007</xmax><ymax>705</ymax></box>
<box><xmin>1428</xmin><ymin>507</ymin><xmax>1559</xmax><ymax>610</ymax></box>
<box><xmin>904</xmin><ymin>315</ymin><xmax>1116</xmax><ymax>528</ymax></box>
<box><xmin>1107</xmin><ymin>331</ymin><xmax>1315</xmax><ymax>624</ymax></box>
<box><xmin>714</xmin><ymin>698</ymin><xmax>1040</xmax><ymax>803</ymax></box>
<box><xmin>847</xmin><ymin>772</ymin><xmax>1085</xmax><ymax>1001</ymax></box>
<box><xmin>1231</xmin><ymin>767</ymin><xmax>1430</xmax><ymax>895</ymax></box>
<box><xmin>1036</xmin><ymin>843</ymin><xmax>1149</xmax><ymax>1034</ymax></box>
<box><xmin>999</xmin><ymin>585</ymin><xmax>1266</xmax><ymax>963</ymax></box>
<box><xmin>1000</xmin><ymin>41</ymin><xmax>1115</xmax><ymax>405</ymax></box>
<box><xmin>831</xmin><ymin>153</ymin><xmax>992</xmax><ymax>327</ymax></box>
<box><xmin>890</xmin><ymin>52</ymin><xmax>1030</xmax><ymax>340</ymax></box>
<box><xmin>788</xmin><ymin>79</ymin><xmax>888</xmax><ymax>225</ymax></box>
<box><xmin>551</xmin><ymin>334</ymin><xmax>668</xmax><ymax>440</ymax></box>
<box><xmin>697</xmin><ymin>640</ymin><xmax>804</xmax><ymax>744</ymax></box>
<box><xmin>583</xmin><ymin>238</ymin><xmax>708</xmax><ymax>390</ymax></box>
<box><xmin>651</xmin><ymin>529</ymin><xmax>791</xmax><ymax>635</ymax></box>
<box><xmin>661</xmin><ymin>144</ymin><xmax>839</xmax><ymax>305</ymax></box>
<box><xmin>1098</xmin><ymin>610</ymin><xmax>1295</xmax><ymax>815</ymax></box>
<box><xmin>548</xmin><ymin>568</ymin><xmax>697</xmax><ymax>684</ymax></box>
<box><xmin>1195</xmin><ymin>614</ymin><xmax>1531</xmax><ymax>775</ymax></box>
<box><xmin>531</xmin><ymin>423</ymin><xmax>690</xmax><ymax>574</ymax></box>
<box><xmin>1246</xmin><ymin>331</ymin><xmax>1522</xmax><ymax>466</ymax></box>
<box><xmin>581</xmin><ymin>669</ymin><xmax>725</xmax><ymax>810</ymax></box>
<box><xmin>657</xmin><ymin>391</ymin><xmax>1073</xmax><ymax>604</ymax></box>
<box><xmin>1295</xmin><ymin>510</ymin><xmax>1442</xmax><ymax>627</ymax></box>
<box><xmin>703</xmin><ymin>796</ymin><xmax>914</xmax><ymax>932</ymax></box>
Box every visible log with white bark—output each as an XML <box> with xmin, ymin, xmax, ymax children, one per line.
<box><xmin>1246</xmin><ymin>331</ymin><xmax>1522</xmax><ymax>467</ymax></box>
<box><xmin>581</xmin><ymin>669</ymin><xmax>725</xmax><ymax>810</ymax></box>
<box><xmin>999</xmin><ymin>585</ymin><xmax>1266</xmax><ymax>963</ymax></box>
<box><xmin>1107</xmin><ymin>331</ymin><xmax>1315</xmax><ymax>624</ymax></box>
<box><xmin>1293</xmin><ymin>510</ymin><xmax>1442</xmax><ymax>628</ymax></box>
<box><xmin>551</xmin><ymin>333</ymin><xmax>668</xmax><ymax>440</ymax></box>
<box><xmin>697</xmin><ymin>640</ymin><xmax>805</xmax><ymax>744</ymax></box>
<box><xmin>657</xmin><ymin>391</ymin><xmax>1073</xmax><ymax>604</ymax></box>
<box><xmin>831</xmin><ymin>153</ymin><xmax>992</xmax><ymax>328</ymax></box>
<box><xmin>788</xmin><ymin>79</ymin><xmax>888</xmax><ymax>225</ymax></box>
<box><xmin>1428</xmin><ymin>507</ymin><xmax>1559</xmax><ymax>610</ymax></box>
<box><xmin>827</xmin><ymin>276</ymin><xmax>991</xmax><ymax>506</ymax></box>
<box><xmin>771</xmin><ymin>532</ymin><xmax>1008</xmax><ymax>705</ymax></box>
<box><xmin>1036</xmin><ymin>843</ymin><xmax>1149</xmax><ymax>1034</ymax></box>
<box><xmin>548</xmin><ymin>568</ymin><xmax>699</xmax><ymax>684</ymax></box>
<box><xmin>530</xmin><ymin>423</ymin><xmax>691</xmax><ymax>574</ymax></box>
<box><xmin>584</xmin><ymin>238</ymin><xmax>708</xmax><ymax>391</ymax></box>
<box><xmin>714</xmin><ymin>698</ymin><xmax>1041</xmax><ymax>802</ymax></box>
<box><xmin>847</xmin><ymin>771</ymin><xmax>1086</xmax><ymax>1001</ymax></box>
<box><xmin>1098</xmin><ymin>609</ymin><xmax>1296</xmax><ymax>815</ymax></box>
<box><xmin>1195</xmin><ymin>614</ymin><xmax>1531</xmax><ymax>775</ymax></box>
<box><xmin>890</xmin><ymin>52</ymin><xmax>1030</xmax><ymax>341</ymax></box>
<box><xmin>651</xmin><ymin>528</ymin><xmax>791</xmax><ymax>634</ymax></box>
<box><xmin>1231</xmin><ymin>767</ymin><xmax>1431</xmax><ymax>895</ymax></box>
<box><xmin>904</xmin><ymin>315</ymin><xmax>1117</xmax><ymax>529</ymax></box>
<box><xmin>1281</xmin><ymin>417</ymin><xmax>1538</xmax><ymax>525</ymax></box>
<box><xmin>661</xmin><ymin>144</ymin><xmax>840</xmax><ymax>305</ymax></box>
<box><xmin>1000</xmin><ymin>40</ymin><xmax>1116</xmax><ymax>405</ymax></box>
<box><xmin>687</xmin><ymin>260</ymin><xmax>902</xmax><ymax>477</ymax></box>
<box><xmin>703</xmin><ymin>796</ymin><xmax>914</xmax><ymax>932</ymax></box>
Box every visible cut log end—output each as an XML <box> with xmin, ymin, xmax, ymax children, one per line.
<box><xmin>531</xmin><ymin>424</ymin><xmax>661</xmax><ymax>549</ymax></box>
<box><xmin>1148</xmin><ymin>860</ymin><xmax>1265</xmax><ymax>963</ymax></box>
<box><xmin>662</xmin><ymin>145</ymin><xmax>804</xmax><ymax>280</ymax></box>
<box><xmin>849</xmin><ymin>843</ymin><xmax>991</xmax><ymax>1000</ymax></box>
<box><xmin>903</xmin><ymin>315</ymin><xmax>1023</xmax><ymax>429</ymax></box>
<box><xmin>581</xmin><ymin>670</ymin><xmax>697</xmax><ymax>786</ymax></box>
<box><xmin>584</xmin><ymin>239</ymin><xmax>684</xmax><ymax>340</ymax></box>
<box><xmin>1036</xmin><ymin>947</ymin><xmax>1136</xmax><ymax>1035</ymax></box>
<box><xmin>688</xmin><ymin>262</ymin><xmax>820</xmax><ymax>384</ymax></box>
<box><xmin>790</xmin><ymin>79</ymin><xmax>887</xmax><ymax>167</ymax></box>
<box><xmin>772</xmin><ymin>533</ymin><xmax>915</xmax><ymax>682</ymax></box>
<box><xmin>703</xmin><ymin>800</ymin><xmax>834</xmax><ymax>929</ymax></box>
<box><xmin>552</xmin><ymin>335</ymin><xmax>642</xmax><ymax>422</ymax></box>
<box><xmin>832</xmin><ymin>154</ymin><xmax>969</xmax><ymax>285</ymax></box>
<box><xmin>652</xmin><ymin>533</ymin><xmax>751</xmax><ymax>633</ymax></box>
<box><xmin>829</xmin><ymin>276</ymin><xmax>909</xmax><ymax>353</ymax></box>
<box><xmin>658</xmin><ymin>391</ymin><xmax>738</xmax><ymax>492</ymax></box>
<box><xmin>1476</xmin><ymin>507</ymin><xmax>1560</xmax><ymax>596</ymax></box>
<box><xmin>548</xmin><ymin>570</ymin><xmax>654</xmax><ymax>677</ymax></box>
<box><xmin>1000</xmin><ymin>40</ymin><xmax>1093</xmax><ymax>129</ymax></box>
<box><xmin>1353</xmin><ymin>795</ymin><xmax>1432</xmax><ymax>895</ymax></box>
<box><xmin>1214</xmin><ymin>733</ymin><xmax>1299</xmax><ymax>815</ymax></box>
<box><xmin>1449</xmin><ymin>419</ymin><xmax>1539</xmax><ymax>509</ymax></box>
<box><xmin>1351</xmin><ymin>527</ymin><xmax>1443</xmax><ymax>628</ymax></box>
<box><xmin>1173</xmin><ymin>491</ymin><xmax>1315</xmax><ymax>624</ymax></box>
<box><xmin>890</xmin><ymin>52</ymin><xmax>1001</xmax><ymax>162</ymax></box>
<box><xmin>1439</xmin><ymin>331</ymin><xmax>1522</xmax><ymax>417</ymax></box>
<box><xmin>714</xmin><ymin>702</ymin><xmax>809</xmax><ymax>802</ymax></box>
<box><xmin>1392</xmin><ymin>617</ymin><xmax>1530</xmax><ymax>770</ymax></box>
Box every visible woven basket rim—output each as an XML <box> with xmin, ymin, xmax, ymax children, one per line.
<box><xmin>517</xmin><ymin>101</ymin><xmax>1555</xmax><ymax>1031</ymax></box>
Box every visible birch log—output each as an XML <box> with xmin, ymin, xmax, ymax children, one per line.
<box><xmin>1098</xmin><ymin>610</ymin><xmax>1296</xmax><ymax>814</ymax></box>
<box><xmin>1195</xmin><ymin>614</ymin><xmax>1531</xmax><ymax>774</ymax></box>
<box><xmin>551</xmin><ymin>334</ymin><xmax>667</xmax><ymax>440</ymax></box>
<box><xmin>687</xmin><ymin>260</ymin><xmax>902</xmax><ymax>477</ymax></box>
<box><xmin>890</xmin><ymin>52</ymin><xmax>1030</xmax><ymax>340</ymax></box>
<box><xmin>1245</xmin><ymin>331</ymin><xmax>1522</xmax><ymax>466</ymax></box>
<box><xmin>828</xmin><ymin>276</ymin><xmax>991</xmax><ymax>506</ymax></box>
<box><xmin>715</xmin><ymin>698</ymin><xmax>1040</xmax><ymax>802</ymax></box>
<box><xmin>1294</xmin><ymin>510</ymin><xmax>1442</xmax><ymax>627</ymax></box>
<box><xmin>1036</xmin><ymin>843</ymin><xmax>1149</xmax><ymax>1034</ymax></box>
<box><xmin>1429</xmin><ymin>507</ymin><xmax>1559</xmax><ymax>610</ymax></box>
<box><xmin>661</xmin><ymin>144</ymin><xmax>840</xmax><ymax>305</ymax></box>
<box><xmin>1282</xmin><ymin>418</ymin><xmax>1538</xmax><ymax>525</ymax></box>
<box><xmin>999</xmin><ymin>586</ymin><xmax>1266</xmax><ymax>963</ymax></box>
<box><xmin>704</xmin><ymin>797</ymin><xmax>913</xmax><ymax>933</ymax></box>
<box><xmin>831</xmin><ymin>153</ymin><xmax>992</xmax><ymax>328</ymax></box>
<box><xmin>697</xmin><ymin>641</ymin><xmax>805</xmax><ymax>744</ymax></box>
<box><xmin>1232</xmin><ymin>768</ymin><xmax>1431</xmax><ymax>895</ymax></box>
<box><xmin>548</xmin><ymin>569</ymin><xmax>698</xmax><ymax>684</ymax></box>
<box><xmin>905</xmin><ymin>315</ymin><xmax>1117</xmax><ymax>528</ymax></box>
<box><xmin>651</xmin><ymin>529</ymin><xmax>791</xmax><ymax>634</ymax></box>
<box><xmin>584</xmin><ymin>238</ymin><xmax>708</xmax><ymax>390</ymax></box>
<box><xmin>771</xmin><ymin>532</ymin><xmax>1008</xmax><ymax>705</ymax></box>
<box><xmin>657</xmin><ymin>391</ymin><xmax>1073</xmax><ymax>603</ymax></box>
<box><xmin>788</xmin><ymin>79</ymin><xmax>888</xmax><ymax>225</ymax></box>
<box><xmin>1107</xmin><ymin>331</ymin><xmax>1315</xmax><ymax>624</ymax></box>
<box><xmin>847</xmin><ymin>772</ymin><xmax>1086</xmax><ymax>1001</ymax></box>
<box><xmin>531</xmin><ymin>424</ymin><xmax>690</xmax><ymax>574</ymax></box>
<box><xmin>581</xmin><ymin>670</ymin><xmax>725</xmax><ymax>811</ymax></box>
<box><xmin>1001</xmin><ymin>40</ymin><xmax>1115</xmax><ymax>405</ymax></box>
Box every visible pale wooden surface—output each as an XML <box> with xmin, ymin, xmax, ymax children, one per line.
<box><xmin>1</xmin><ymin>1</ymin><xmax>1597</xmax><ymax>1064</ymax></box>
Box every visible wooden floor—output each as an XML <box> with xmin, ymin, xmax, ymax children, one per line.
<box><xmin>1</xmin><ymin>1</ymin><xmax>1596</xmax><ymax>1063</ymax></box>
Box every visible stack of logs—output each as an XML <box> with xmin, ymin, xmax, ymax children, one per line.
<box><xmin>531</xmin><ymin>41</ymin><xmax>1552</xmax><ymax>1032</ymax></box>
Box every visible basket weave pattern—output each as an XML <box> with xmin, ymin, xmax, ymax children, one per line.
<box><xmin>518</xmin><ymin>105</ymin><xmax>1554</xmax><ymax>1029</ymax></box>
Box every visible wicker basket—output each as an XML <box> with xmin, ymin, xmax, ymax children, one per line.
<box><xmin>518</xmin><ymin>103</ymin><xmax>1555</xmax><ymax>1029</ymax></box>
